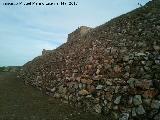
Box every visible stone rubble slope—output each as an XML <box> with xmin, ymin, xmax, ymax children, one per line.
<box><xmin>21</xmin><ymin>0</ymin><xmax>160</xmax><ymax>119</ymax></box>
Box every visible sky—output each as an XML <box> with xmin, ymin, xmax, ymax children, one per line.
<box><xmin>0</xmin><ymin>0</ymin><xmax>150</xmax><ymax>66</ymax></box>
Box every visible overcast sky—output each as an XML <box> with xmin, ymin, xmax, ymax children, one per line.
<box><xmin>0</xmin><ymin>0</ymin><xmax>150</xmax><ymax>66</ymax></box>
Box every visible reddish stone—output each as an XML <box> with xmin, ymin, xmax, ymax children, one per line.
<box><xmin>135</xmin><ymin>80</ymin><xmax>152</xmax><ymax>90</ymax></box>
<box><xmin>113</xmin><ymin>65</ymin><xmax>122</xmax><ymax>73</ymax></box>
<box><xmin>81</xmin><ymin>79</ymin><xmax>93</xmax><ymax>84</ymax></box>
<box><xmin>143</xmin><ymin>89</ymin><xmax>158</xmax><ymax>98</ymax></box>
<box><xmin>79</xmin><ymin>89</ymin><xmax>89</xmax><ymax>95</ymax></box>
<box><xmin>87</xmin><ymin>85</ymin><xmax>96</xmax><ymax>93</ymax></box>
<box><xmin>105</xmin><ymin>92</ymin><xmax>113</xmax><ymax>101</ymax></box>
<box><xmin>88</xmin><ymin>65</ymin><xmax>92</xmax><ymax>70</ymax></box>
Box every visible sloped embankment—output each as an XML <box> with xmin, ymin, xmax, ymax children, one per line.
<box><xmin>21</xmin><ymin>0</ymin><xmax>160</xmax><ymax>119</ymax></box>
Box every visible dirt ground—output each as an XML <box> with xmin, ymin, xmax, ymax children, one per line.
<box><xmin>0</xmin><ymin>72</ymin><xmax>105</xmax><ymax>120</ymax></box>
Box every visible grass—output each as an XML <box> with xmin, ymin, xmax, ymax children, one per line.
<box><xmin>0</xmin><ymin>72</ymin><xmax>105</xmax><ymax>120</ymax></box>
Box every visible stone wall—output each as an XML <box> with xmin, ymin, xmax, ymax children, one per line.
<box><xmin>67</xmin><ymin>26</ymin><xmax>92</xmax><ymax>42</ymax></box>
<box><xmin>42</xmin><ymin>49</ymin><xmax>53</xmax><ymax>55</ymax></box>
<box><xmin>20</xmin><ymin>0</ymin><xmax>160</xmax><ymax>120</ymax></box>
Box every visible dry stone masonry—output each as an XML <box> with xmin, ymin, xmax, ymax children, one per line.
<box><xmin>20</xmin><ymin>0</ymin><xmax>160</xmax><ymax>119</ymax></box>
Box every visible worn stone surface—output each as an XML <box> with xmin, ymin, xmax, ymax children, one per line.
<box><xmin>94</xmin><ymin>104</ymin><xmax>102</xmax><ymax>113</ymax></box>
<box><xmin>131</xmin><ymin>108</ymin><xmax>137</xmax><ymax>117</ymax></box>
<box><xmin>20</xmin><ymin>0</ymin><xmax>160</xmax><ymax>120</ymax></box>
<box><xmin>133</xmin><ymin>95</ymin><xmax>142</xmax><ymax>106</ymax></box>
<box><xmin>96</xmin><ymin>85</ymin><xmax>103</xmax><ymax>90</ymax></box>
<box><xmin>119</xmin><ymin>113</ymin><xmax>129</xmax><ymax>120</ymax></box>
<box><xmin>151</xmin><ymin>100</ymin><xmax>160</xmax><ymax>109</ymax></box>
<box><xmin>136</xmin><ymin>105</ymin><xmax>145</xmax><ymax>115</ymax></box>
<box><xmin>114</xmin><ymin>96</ymin><xmax>122</xmax><ymax>105</ymax></box>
